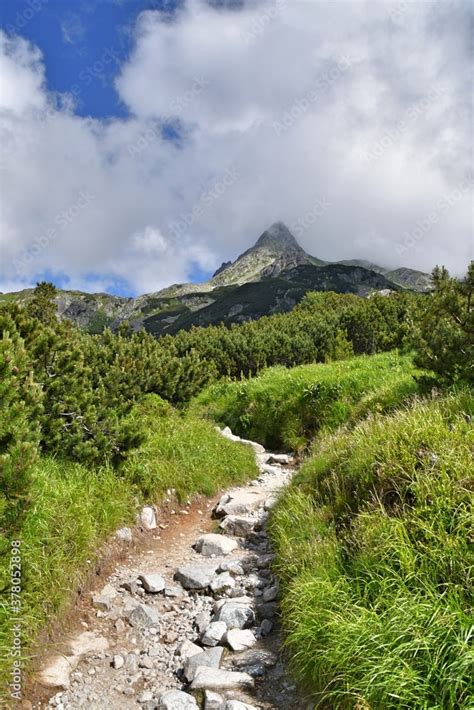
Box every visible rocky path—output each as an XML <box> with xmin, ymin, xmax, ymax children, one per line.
<box><xmin>32</xmin><ymin>430</ymin><xmax>307</xmax><ymax>710</ymax></box>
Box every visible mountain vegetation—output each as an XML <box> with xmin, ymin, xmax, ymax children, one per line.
<box><xmin>0</xmin><ymin>223</ymin><xmax>432</xmax><ymax>337</ymax></box>
<box><xmin>0</xmin><ymin>260</ymin><xmax>471</xmax><ymax>704</ymax></box>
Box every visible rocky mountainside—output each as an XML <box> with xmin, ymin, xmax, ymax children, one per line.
<box><xmin>1</xmin><ymin>222</ymin><xmax>431</xmax><ymax>336</ymax></box>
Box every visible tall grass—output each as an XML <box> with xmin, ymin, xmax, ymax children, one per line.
<box><xmin>269</xmin><ymin>391</ymin><xmax>474</xmax><ymax>708</ymax></box>
<box><xmin>192</xmin><ymin>351</ymin><xmax>419</xmax><ymax>450</ymax></box>
<box><xmin>0</xmin><ymin>395</ymin><xmax>257</xmax><ymax>696</ymax></box>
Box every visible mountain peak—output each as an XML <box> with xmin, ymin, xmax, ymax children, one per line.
<box><xmin>253</xmin><ymin>222</ymin><xmax>302</xmax><ymax>253</ymax></box>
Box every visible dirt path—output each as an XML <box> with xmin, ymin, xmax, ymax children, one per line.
<box><xmin>29</xmin><ymin>433</ymin><xmax>309</xmax><ymax>710</ymax></box>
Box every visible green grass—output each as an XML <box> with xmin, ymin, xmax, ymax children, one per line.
<box><xmin>0</xmin><ymin>395</ymin><xmax>257</xmax><ymax>696</ymax></box>
<box><xmin>268</xmin><ymin>390</ymin><xmax>474</xmax><ymax>709</ymax></box>
<box><xmin>121</xmin><ymin>394</ymin><xmax>257</xmax><ymax>500</ymax></box>
<box><xmin>192</xmin><ymin>351</ymin><xmax>419</xmax><ymax>450</ymax></box>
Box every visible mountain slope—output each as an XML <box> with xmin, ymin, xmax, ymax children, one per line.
<box><xmin>1</xmin><ymin>222</ymin><xmax>431</xmax><ymax>335</ymax></box>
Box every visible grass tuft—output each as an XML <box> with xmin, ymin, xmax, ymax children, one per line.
<box><xmin>269</xmin><ymin>390</ymin><xmax>474</xmax><ymax>709</ymax></box>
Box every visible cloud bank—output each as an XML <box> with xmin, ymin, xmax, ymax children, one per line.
<box><xmin>0</xmin><ymin>0</ymin><xmax>472</xmax><ymax>294</ymax></box>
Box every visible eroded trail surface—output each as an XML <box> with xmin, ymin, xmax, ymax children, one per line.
<box><xmin>32</xmin><ymin>432</ymin><xmax>309</xmax><ymax>710</ymax></box>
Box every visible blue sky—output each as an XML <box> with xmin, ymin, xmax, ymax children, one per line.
<box><xmin>0</xmin><ymin>0</ymin><xmax>178</xmax><ymax>119</ymax></box>
<box><xmin>0</xmin><ymin>1</ymin><xmax>471</xmax><ymax>296</ymax></box>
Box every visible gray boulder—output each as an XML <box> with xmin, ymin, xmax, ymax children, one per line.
<box><xmin>190</xmin><ymin>667</ymin><xmax>254</xmax><ymax>690</ymax></box>
<box><xmin>195</xmin><ymin>533</ymin><xmax>238</xmax><ymax>556</ymax></box>
<box><xmin>157</xmin><ymin>689</ymin><xmax>198</xmax><ymax>709</ymax></box>
<box><xmin>214</xmin><ymin>601</ymin><xmax>255</xmax><ymax>629</ymax></box>
<box><xmin>138</xmin><ymin>572</ymin><xmax>166</xmax><ymax>593</ymax></box>
<box><xmin>175</xmin><ymin>563</ymin><xmax>219</xmax><ymax>590</ymax></box>
<box><xmin>183</xmin><ymin>646</ymin><xmax>224</xmax><ymax>683</ymax></box>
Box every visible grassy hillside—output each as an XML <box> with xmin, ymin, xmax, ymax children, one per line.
<box><xmin>192</xmin><ymin>351</ymin><xmax>419</xmax><ymax>450</ymax></box>
<box><xmin>0</xmin><ymin>396</ymin><xmax>257</xmax><ymax>694</ymax></box>
<box><xmin>269</xmin><ymin>391</ymin><xmax>474</xmax><ymax>709</ymax></box>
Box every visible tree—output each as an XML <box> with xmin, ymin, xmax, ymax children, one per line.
<box><xmin>0</xmin><ymin>316</ymin><xmax>42</xmax><ymax>532</ymax></box>
<box><xmin>414</xmin><ymin>262</ymin><xmax>473</xmax><ymax>385</ymax></box>
<box><xmin>27</xmin><ymin>281</ymin><xmax>58</xmax><ymax>326</ymax></box>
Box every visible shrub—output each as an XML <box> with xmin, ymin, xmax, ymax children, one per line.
<box><xmin>192</xmin><ymin>351</ymin><xmax>419</xmax><ymax>450</ymax></box>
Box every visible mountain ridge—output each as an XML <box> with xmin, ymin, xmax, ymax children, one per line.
<box><xmin>1</xmin><ymin>222</ymin><xmax>432</xmax><ymax>336</ymax></box>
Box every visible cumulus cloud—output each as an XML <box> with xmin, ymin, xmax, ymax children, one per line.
<box><xmin>0</xmin><ymin>0</ymin><xmax>472</xmax><ymax>295</ymax></box>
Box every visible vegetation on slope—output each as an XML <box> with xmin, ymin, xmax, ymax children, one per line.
<box><xmin>192</xmin><ymin>351</ymin><xmax>419</xmax><ymax>450</ymax></box>
<box><xmin>269</xmin><ymin>391</ymin><xmax>473</xmax><ymax>708</ymax></box>
<box><xmin>0</xmin><ymin>396</ymin><xmax>257</xmax><ymax>694</ymax></box>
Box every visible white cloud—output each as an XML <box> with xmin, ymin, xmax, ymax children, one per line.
<box><xmin>0</xmin><ymin>0</ymin><xmax>472</xmax><ymax>296</ymax></box>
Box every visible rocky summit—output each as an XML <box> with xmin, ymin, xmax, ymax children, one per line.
<box><xmin>1</xmin><ymin>222</ymin><xmax>432</xmax><ymax>337</ymax></box>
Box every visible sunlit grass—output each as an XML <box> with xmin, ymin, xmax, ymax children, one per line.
<box><xmin>269</xmin><ymin>391</ymin><xmax>474</xmax><ymax>708</ymax></box>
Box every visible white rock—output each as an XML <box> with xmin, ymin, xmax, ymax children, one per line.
<box><xmin>210</xmin><ymin>572</ymin><xmax>235</xmax><ymax>594</ymax></box>
<box><xmin>67</xmin><ymin>631</ymin><xmax>109</xmax><ymax>656</ymax></box>
<box><xmin>195</xmin><ymin>533</ymin><xmax>238</xmax><ymax>557</ymax></box>
<box><xmin>184</xmin><ymin>646</ymin><xmax>224</xmax><ymax>682</ymax></box>
<box><xmin>138</xmin><ymin>572</ymin><xmax>166</xmax><ymax>593</ymax></box>
<box><xmin>225</xmin><ymin>702</ymin><xmax>259</xmax><ymax>710</ymax></box>
<box><xmin>201</xmin><ymin>621</ymin><xmax>227</xmax><ymax>647</ymax></box>
<box><xmin>225</xmin><ymin>628</ymin><xmax>257</xmax><ymax>651</ymax></box>
<box><xmin>204</xmin><ymin>689</ymin><xmax>225</xmax><ymax>710</ymax></box>
<box><xmin>177</xmin><ymin>639</ymin><xmax>203</xmax><ymax>661</ymax></box>
<box><xmin>214</xmin><ymin>600</ymin><xmax>255</xmax><ymax>629</ymax></box>
<box><xmin>112</xmin><ymin>655</ymin><xmax>124</xmax><ymax>669</ymax></box>
<box><xmin>157</xmin><ymin>689</ymin><xmax>198</xmax><ymax>709</ymax></box>
<box><xmin>37</xmin><ymin>656</ymin><xmax>78</xmax><ymax>689</ymax></box>
<box><xmin>220</xmin><ymin>515</ymin><xmax>255</xmax><ymax>537</ymax></box>
<box><xmin>190</xmin><ymin>667</ymin><xmax>254</xmax><ymax>690</ymax></box>
<box><xmin>138</xmin><ymin>690</ymin><xmax>154</xmax><ymax>703</ymax></box>
<box><xmin>116</xmin><ymin>527</ymin><xmax>133</xmax><ymax>542</ymax></box>
<box><xmin>140</xmin><ymin>506</ymin><xmax>157</xmax><ymax>530</ymax></box>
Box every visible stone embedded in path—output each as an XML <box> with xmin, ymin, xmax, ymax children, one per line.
<box><xmin>112</xmin><ymin>654</ymin><xmax>124</xmax><ymax>669</ymax></box>
<box><xmin>116</xmin><ymin>526</ymin><xmax>133</xmax><ymax>542</ymax></box>
<box><xmin>201</xmin><ymin>620</ymin><xmax>227</xmax><ymax>646</ymax></box>
<box><xmin>219</xmin><ymin>427</ymin><xmax>265</xmax><ymax>454</ymax></box>
<box><xmin>262</xmin><ymin>583</ymin><xmax>279</xmax><ymax>602</ymax></box>
<box><xmin>140</xmin><ymin>505</ymin><xmax>157</xmax><ymax>530</ymax></box>
<box><xmin>127</xmin><ymin>603</ymin><xmax>160</xmax><ymax>628</ymax></box>
<box><xmin>210</xmin><ymin>571</ymin><xmax>235</xmax><ymax>594</ymax></box>
<box><xmin>204</xmin><ymin>689</ymin><xmax>225</xmax><ymax>709</ymax></box>
<box><xmin>175</xmin><ymin>563</ymin><xmax>219</xmax><ymax>590</ymax></box>
<box><xmin>157</xmin><ymin>689</ymin><xmax>198</xmax><ymax>709</ymax></box>
<box><xmin>220</xmin><ymin>515</ymin><xmax>255</xmax><ymax>537</ymax></box>
<box><xmin>138</xmin><ymin>572</ymin><xmax>166</xmax><ymax>593</ymax></box>
<box><xmin>178</xmin><ymin>639</ymin><xmax>204</xmax><ymax>661</ymax></box>
<box><xmin>195</xmin><ymin>533</ymin><xmax>238</xmax><ymax>557</ymax></box>
<box><xmin>225</xmin><ymin>628</ymin><xmax>257</xmax><ymax>651</ymax></box>
<box><xmin>266</xmin><ymin>453</ymin><xmax>290</xmax><ymax>465</ymax></box>
<box><xmin>190</xmin><ymin>667</ymin><xmax>254</xmax><ymax>690</ymax></box>
<box><xmin>214</xmin><ymin>490</ymin><xmax>267</xmax><ymax>518</ymax></box>
<box><xmin>37</xmin><ymin>655</ymin><xmax>79</xmax><ymax>689</ymax></box>
<box><xmin>183</xmin><ymin>646</ymin><xmax>224</xmax><ymax>682</ymax></box>
<box><xmin>213</xmin><ymin>600</ymin><xmax>255</xmax><ymax>629</ymax></box>
<box><xmin>67</xmin><ymin>631</ymin><xmax>109</xmax><ymax>656</ymax></box>
<box><xmin>219</xmin><ymin>559</ymin><xmax>245</xmax><ymax>576</ymax></box>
